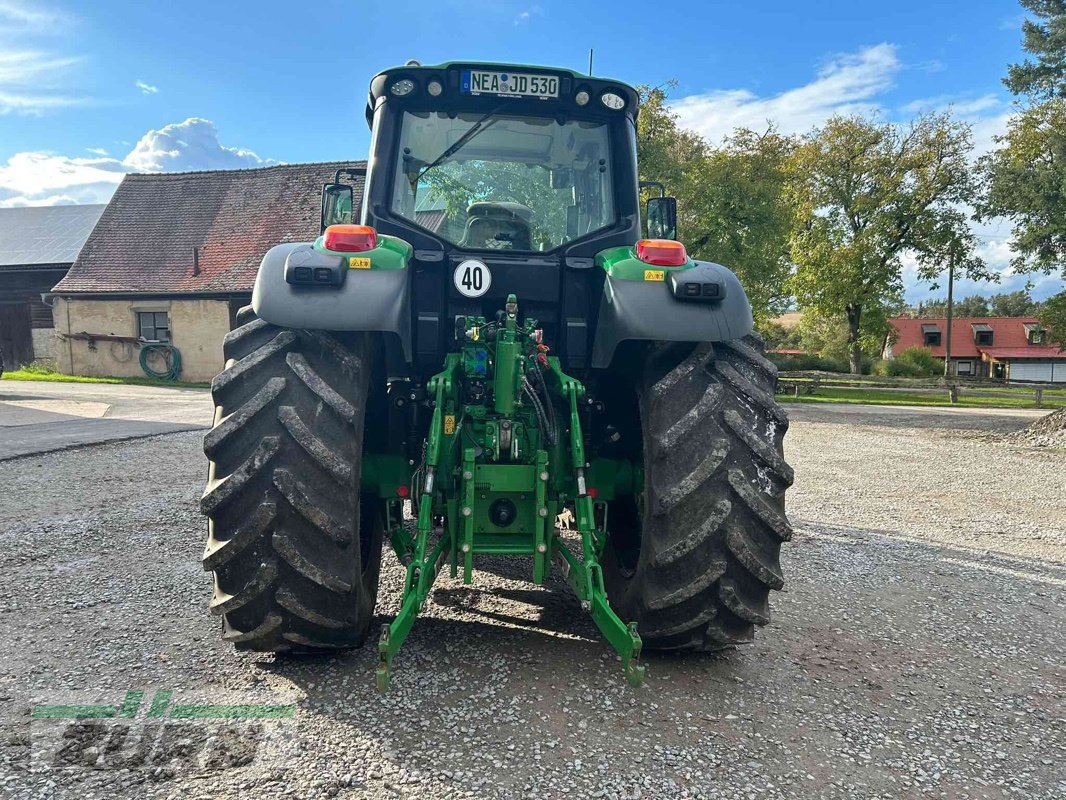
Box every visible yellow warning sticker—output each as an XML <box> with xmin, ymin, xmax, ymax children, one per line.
<box><xmin>643</xmin><ymin>269</ymin><xmax>665</xmax><ymax>282</ymax></box>
<box><xmin>443</xmin><ymin>415</ymin><xmax>456</xmax><ymax>435</ymax></box>
<box><xmin>348</xmin><ymin>257</ymin><xmax>371</xmax><ymax>269</ymax></box>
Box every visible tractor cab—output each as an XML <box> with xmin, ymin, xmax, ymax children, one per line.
<box><xmin>321</xmin><ymin>62</ymin><xmax>677</xmax><ymax>371</ymax></box>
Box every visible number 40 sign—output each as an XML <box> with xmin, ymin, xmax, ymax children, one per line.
<box><xmin>454</xmin><ymin>260</ymin><xmax>491</xmax><ymax>298</ymax></box>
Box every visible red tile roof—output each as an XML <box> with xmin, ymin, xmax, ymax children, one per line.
<box><xmin>980</xmin><ymin>347</ymin><xmax>1065</xmax><ymax>360</ymax></box>
<box><xmin>53</xmin><ymin>161</ymin><xmax>365</xmax><ymax>295</ymax></box>
<box><xmin>890</xmin><ymin>316</ymin><xmax>1048</xmax><ymax>359</ymax></box>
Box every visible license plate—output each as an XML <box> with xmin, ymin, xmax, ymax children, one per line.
<box><xmin>461</xmin><ymin>70</ymin><xmax>559</xmax><ymax>99</ymax></box>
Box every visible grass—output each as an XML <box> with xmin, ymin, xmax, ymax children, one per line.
<box><xmin>1</xmin><ymin>369</ymin><xmax>209</xmax><ymax>390</ymax></box>
<box><xmin>780</xmin><ymin>385</ymin><xmax>1066</xmax><ymax>409</ymax></box>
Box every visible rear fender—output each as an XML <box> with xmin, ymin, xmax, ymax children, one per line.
<box><xmin>251</xmin><ymin>237</ymin><xmax>412</xmax><ymax>361</ymax></box>
<box><xmin>591</xmin><ymin>247</ymin><xmax>753</xmax><ymax>369</ymax></box>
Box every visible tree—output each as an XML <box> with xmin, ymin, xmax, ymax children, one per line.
<box><xmin>980</xmin><ymin>0</ymin><xmax>1066</xmax><ymax>347</ymax></box>
<box><xmin>989</xmin><ymin>289</ymin><xmax>1039</xmax><ymax>316</ymax></box>
<box><xmin>979</xmin><ymin>100</ymin><xmax>1066</xmax><ymax>274</ymax></box>
<box><xmin>1004</xmin><ymin>0</ymin><xmax>1066</xmax><ymax>99</ymax></box>
<box><xmin>758</xmin><ymin>319</ymin><xmax>803</xmax><ymax>351</ymax></box>
<box><xmin>955</xmin><ymin>294</ymin><xmax>993</xmax><ymax>316</ymax></box>
<box><xmin>681</xmin><ymin>129</ymin><xmax>798</xmax><ymax>324</ymax></box>
<box><xmin>1039</xmin><ymin>291</ymin><xmax>1066</xmax><ymax>349</ymax></box>
<box><xmin>637</xmin><ymin>88</ymin><xmax>797</xmax><ymax>326</ymax></box>
<box><xmin>789</xmin><ymin>114</ymin><xmax>986</xmax><ymax>373</ymax></box>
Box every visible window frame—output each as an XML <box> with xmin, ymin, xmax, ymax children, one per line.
<box><xmin>137</xmin><ymin>310</ymin><xmax>170</xmax><ymax>343</ymax></box>
<box><xmin>976</xmin><ymin>330</ymin><xmax>994</xmax><ymax>346</ymax></box>
<box><xmin>386</xmin><ymin>108</ymin><xmax>620</xmax><ymax>255</ymax></box>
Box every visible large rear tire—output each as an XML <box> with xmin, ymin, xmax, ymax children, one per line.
<box><xmin>200</xmin><ymin>313</ymin><xmax>383</xmax><ymax>651</ymax></box>
<box><xmin>602</xmin><ymin>337</ymin><xmax>793</xmax><ymax>650</ymax></box>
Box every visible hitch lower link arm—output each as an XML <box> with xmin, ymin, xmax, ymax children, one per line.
<box><xmin>376</xmin><ymin>369</ymin><xmax>454</xmax><ymax>692</ymax></box>
<box><xmin>550</xmin><ymin>372</ymin><xmax>645</xmax><ymax>687</ymax></box>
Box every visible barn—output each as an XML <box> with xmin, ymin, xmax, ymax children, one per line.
<box><xmin>0</xmin><ymin>204</ymin><xmax>105</xmax><ymax>370</ymax></box>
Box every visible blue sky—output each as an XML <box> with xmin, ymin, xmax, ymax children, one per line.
<box><xmin>0</xmin><ymin>0</ymin><xmax>1061</xmax><ymax>302</ymax></box>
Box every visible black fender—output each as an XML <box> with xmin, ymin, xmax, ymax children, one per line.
<box><xmin>251</xmin><ymin>243</ymin><xmax>412</xmax><ymax>361</ymax></box>
<box><xmin>591</xmin><ymin>260</ymin><xmax>754</xmax><ymax>369</ymax></box>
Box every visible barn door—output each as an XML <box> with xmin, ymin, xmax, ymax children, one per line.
<box><xmin>0</xmin><ymin>302</ymin><xmax>34</xmax><ymax>369</ymax></box>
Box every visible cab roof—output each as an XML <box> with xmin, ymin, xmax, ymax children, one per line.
<box><xmin>366</xmin><ymin>61</ymin><xmax>641</xmax><ymax>126</ymax></box>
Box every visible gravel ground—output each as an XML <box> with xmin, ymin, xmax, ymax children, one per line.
<box><xmin>0</xmin><ymin>406</ymin><xmax>1063</xmax><ymax>799</ymax></box>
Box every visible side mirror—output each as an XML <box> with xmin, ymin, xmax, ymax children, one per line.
<box><xmin>321</xmin><ymin>183</ymin><xmax>354</xmax><ymax>232</ymax></box>
<box><xmin>646</xmin><ymin>196</ymin><xmax>678</xmax><ymax>241</ymax></box>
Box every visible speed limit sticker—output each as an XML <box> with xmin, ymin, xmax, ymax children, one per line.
<box><xmin>454</xmin><ymin>260</ymin><xmax>491</xmax><ymax>298</ymax></box>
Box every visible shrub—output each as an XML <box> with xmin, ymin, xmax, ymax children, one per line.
<box><xmin>894</xmin><ymin>346</ymin><xmax>942</xmax><ymax>377</ymax></box>
<box><xmin>873</xmin><ymin>358</ymin><xmax>925</xmax><ymax>377</ymax></box>
<box><xmin>768</xmin><ymin>353</ymin><xmax>852</xmax><ymax>373</ymax></box>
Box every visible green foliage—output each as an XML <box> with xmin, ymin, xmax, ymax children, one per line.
<box><xmin>1039</xmin><ymin>290</ymin><xmax>1066</xmax><ymax>349</ymax></box>
<box><xmin>1004</xmin><ymin>0</ymin><xmax>1066</xmax><ymax>100</ymax></box>
<box><xmin>636</xmin><ymin>87</ymin><xmax>797</xmax><ymax>326</ymax></box>
<box><xmin>872</xmin><ymin>358</ymin><xmax>926</xmax><ymax>377</ymax></box>
<box><xmin>768</xmin><ymin>353</ymin><xmax>854</xmax><ymax>373</ymax></box>
<box><xmin>894</xmin><ymin>346</ymin><xmax>943</xmax><ymax>376</ymax></box>
<box><xmin>797</xmin><ymin>313</ymin><xmax>854</xmax><ymax>361</ymax></box>
<box><xmin>757</xmin><ymin>320</ymin><xmax>803</xmax><ymax>350</ymax></box>
<box><xmin>911</xmin><ymin>290</ymin><xmax>1040</xmax><ymax>318</ymax></box>
<box><xmin>990</xmin><ymin>290</ymin><xmax>1040</xmax><ymax>316</ymax></box>
<box><xmin>14</xmin><ymin>360</ymin><xmax>59</xmax><ymax>376</ymax></box>
<box><xmin>788</xmin><ymin>114</ymin><xmax>985</xmax><ymax>373</ymax></box>
<box><xmin>980</xmin><ymin>2</ymin><xmax>1066</xmax><ymax>357</ymax></box>
<box><xmin>979</xmin><ymin>100</ymin><xmax>1066</xmax><ymax>276</ymax></box>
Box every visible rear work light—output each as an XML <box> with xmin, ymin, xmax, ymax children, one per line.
<box><xmin>636</xmin><ymin>239</ymin><xmax>688</xmax><ymax>267</ymax></box>
<box><xmin>323</xmin><ymin>224</ymin><xmax>378</xmax><ymax>253</ymax></box>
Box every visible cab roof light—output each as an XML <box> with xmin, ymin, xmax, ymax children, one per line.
<box><xmin>636</xmin><ymin>239</ymin><xmax>688</xmax><ymax>267</ymax></box>
<box><xmin>323</xmin><ymin>224</ymin><xmax>378</xmax><ymax>253</ymax></box>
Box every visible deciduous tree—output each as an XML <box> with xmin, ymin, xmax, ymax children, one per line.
<box><xmin>980</xmin><ymin>0</ymin><xmax>1066</xmax><ymax>346</ymax></box>
<box><xmin>789</xmin><ymin>114</ymin><xmax>986</xmax><ymax>373</ymax></box>
<box><xmin>637</xmin><ymin>87</ymin><xmax>797</xmax><ymax>326</ymax></box>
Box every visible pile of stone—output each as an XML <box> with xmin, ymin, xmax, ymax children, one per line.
<box><xmin>1006</xmin><ymin>406</ymin><xmax>1066</xmax><ymax>448</ymax></box>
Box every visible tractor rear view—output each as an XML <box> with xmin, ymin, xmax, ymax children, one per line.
<box><xmin>200</xmin><ymin>62</ymin><xmax>792</xmax><ymax>689</ymax></box>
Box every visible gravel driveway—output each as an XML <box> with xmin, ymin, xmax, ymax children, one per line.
<box><xmin>0</xmin><ymin>404</ymin><xmax>1062</xmax><ymax>799</ymax></box>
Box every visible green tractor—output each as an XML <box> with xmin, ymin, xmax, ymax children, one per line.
<box><xmin>200</xmin><ymin>62</ymin><xmax>793</xmax><ymax>690</ymax></box>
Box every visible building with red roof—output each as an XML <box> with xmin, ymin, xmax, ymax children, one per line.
<box><xmin>50</xmin><ymin>162</ymin><xmax>365</xmax><ymax>381</ymax></box>
<box><xmin>886</xmin><ymin>316</ymin><xmax>1066</xmax><ymax>383</ymax></box>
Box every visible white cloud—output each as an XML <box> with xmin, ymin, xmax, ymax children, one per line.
<box><xmin>0</xmin><ymin>117</ymin><xmax>271</xmax><ymax>206</ymax></box>
<box><xmin>0</xmin><ymin>4</ymin><xmax>87</xmax><ymax>114</ymax></box>
<box><xmin>672</xmin><ymin>43</ymin><xmax>901</xmax><ymax>142</ymax></box>
<box><xmin>667</xmin><ymin>44</ymin><xmax>1034</xmax><ymax>304</ymax></box>
<box><xmin>134</xmin><ymin>79</ymin><xmax>158</xmax><ymax>95</ymax></box>
<box><xmin>85</xmin><ymin>146</ymin><xmax>108</xmax><ymax>156</ymax></box>
<box><xmin>0</xmin><ymin>0</ymin><xmax>66</xmax><ymax>29</ymax></box>
<box><xmin>998</xmin><ymin>13</ymin><xmax>1027</xmax><ymax>31</ymax></box>
<box><xmin>123</xmin><ymin>117</ymin><xmax>267</xmax><ymax>172</ymax></box>
<box><xmin>514</xmin><ymin>5</ymin><xmax>542</xmax><ymax>25</ymax></box>
<box><xmin>900</xmin><ymin>93</ymin><xmax>1000</xmax><ymax>117</ymax></box>
<box><xmin>0</xmin><ymin>151</ymin><xmax>125</xmax><ymax>206</ymax></box>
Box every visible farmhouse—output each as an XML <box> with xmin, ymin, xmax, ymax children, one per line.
<box><xmin>0</xmin><ymin>204</ymin><xmax>105</xmax><ymax>369</ymax></box>
<box><xmin>887</xmin><ymin>316</ymin><xmax>1066</xmax><ymax>383</ymax></box>
<box><xmin>50</xmin><ymin>162</ymin><xmax>364</xmax><ymax>382</ymax></box>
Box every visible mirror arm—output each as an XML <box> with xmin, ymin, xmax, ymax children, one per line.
<box><xmin>334</xmin><ymin>166</ymin><xmax>368</xmax><ymax>185</ymax></box>
<box><xmin>639</xmin><ymin>180</ymin><xmax>666</xmax><ymax>198</ymax></box>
